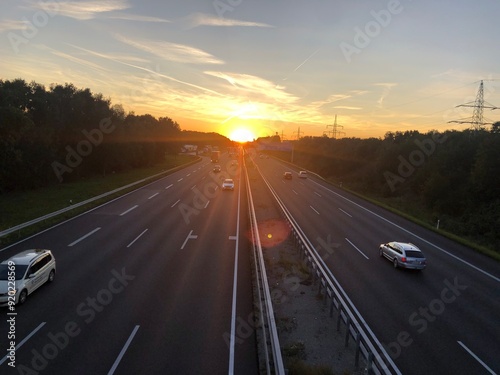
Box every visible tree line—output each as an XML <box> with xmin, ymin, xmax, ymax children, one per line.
<box><xmin>264</xmin><ymin>127</ymin><xmax>500</xmax><ymax>252</ymax></box>
<box><xmin>0</xmin><ymin>78</ymin><xmax>231</xmax><ymax>191</ymax></box>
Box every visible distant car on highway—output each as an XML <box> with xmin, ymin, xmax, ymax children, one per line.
<box><xmin>283</xmin><ymin>172</ymin><xmax>292</xmax><ymax>180</ymax></box>
<box><xmin>0</xmin><ymin>249</ymin><xmax>56</xmax><ymax>306</ymax></box>
<box><xmin>298</xmin><ymin>171</ymin><xmax>307</xmax><ymax>178</ymax></box>
<box><xmin>222</xmin><ymin>179</ymin><xmax>235</xmax><ymax>190</ymax></box>
<box><xmin>213</xmin><ymin>164</ymin><xmax>221</xmax><ymax>173</ymax></box>
<box><xmin>379</xmin><ymin>242</ymin><xmax>426</xmax><ymax>270</ymax></box>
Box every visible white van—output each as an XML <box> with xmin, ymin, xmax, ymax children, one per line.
<box><xmin>0</xmin><ymin>249</ymin><xmax>56</xmax><ymax>306</ymax></box>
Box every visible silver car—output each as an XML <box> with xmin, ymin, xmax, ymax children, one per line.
<box><xmin>379</xmin><ymin>242</ymin><xmax>426</xmax><ymax>270</ymax></box>
<box><xmin>222</xmin><ymin>178</ymin><xmax>234</xmax><ymax>190</ymax></box>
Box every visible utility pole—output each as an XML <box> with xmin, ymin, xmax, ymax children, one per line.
<box><xmin>448</xmin><ymin>80</ymin><xmax>499</xmax><ymax>131</ymax></box>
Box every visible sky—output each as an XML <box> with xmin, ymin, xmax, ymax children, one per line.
<box><xmin>1</xmin><ymin>0</ymin><xmax>500</xmax><ymax>141</ymax></box>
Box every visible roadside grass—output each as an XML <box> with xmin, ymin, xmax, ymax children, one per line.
<box><xmin>268</xmin><ymin>155</ymin><xmax>498</xmax><ymax>261</ymax></box>
<box><xmin>333</xmin><ymin>182</ymin><xmax>500</xmax><ymax>262</ymax></box>
<box><xmin>284</xmin><ymin>341</ymin><xmax>337</xmax><ymax>375</ymax></box>
<box><xmin>0</xmin><ymin>155</ymin><xmax>198</xmax><ymax>248</ymax></box>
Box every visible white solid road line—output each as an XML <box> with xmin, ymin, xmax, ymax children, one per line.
<box><xmin>338</xmin><ymin>208</ymin><xmax>352</xmax><ymax>217</ymax></box>
<box><xmin>0</xmin><ymin>322</ymin><xmax>46</xmax><ymax>366</ymax></box>
<box><xmin>228</xmin><ymin>166</ymin><xmax>242</xmax><ymax>375</ymax></box>
<box><xmin>180</xmin><ymin>230</ymin><xmax>198</xmax><ymax>250</ymax></box>
<box><xmin>120</xmin><ymin>205</ymin><xmax>138</xmax><ymax>216</ymax></box>
<box><xmin>457</xmin><ymin>341</ymin><xmax>497</xmax><ymax>375</ymax></box>
<box><xmin>309</xmin><ymin>205</ymin><xmax>320</xmax><ymax>215</ymax></box>
<box><xmin>127</xmin><ymin>229</ymin><xmax>148</xmax><ymax>248</ymax></box>
<box><xmin>107</xmin><ymin>325</ymin><xmax>140</xmax><ymax>375</ymax></box>
<box><xmin>68</xmin><ymin>227</ymin><xmax>101</xmax><ymax>247</ymax></box>
<box><xmin>309</xmin><ymin>179</ymin><xmax>500</xmax><ymax>283</ymax></box>
<box><xmin>345</xmin><ymin>238</ymin><xmax>370</xmax><ymax>260</ymax></box>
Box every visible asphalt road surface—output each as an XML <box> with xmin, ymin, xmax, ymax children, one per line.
<box><xmin>254</xmin><ymin>154</ymin><xmax>500</xmax><ymax>375</ymax></box>
<box><xmin>0</xmin><ymin>154</ymin><xmax>258</xmax><ymax>375</ymax></box>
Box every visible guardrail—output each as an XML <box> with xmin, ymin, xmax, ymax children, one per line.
<box><xmin>243</xmin><ymin>157</ymin><xmax>286</xmax><ymax>375</ymax></box>
<box><xmin>0</xmin><ymin>157</ymin><xmax>201</xmax><ymax>239</ymax></box>
<box><xmin>253</xmin><ymin>162</ymin><xmax>401</xmax><ymax>375</ymax></box>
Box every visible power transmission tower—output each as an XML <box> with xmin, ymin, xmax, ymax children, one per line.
<box><xmin>293</xmin><ymin>126</ymin><xmax>304</xmax><ymax>140</ymax></box>
<box><xmin>448</xmin><ymin>80</ymin><xmax>499</xmax><ymax>131</ymax></box>
<box><xmin>325</xmin><ymin>115</ymin><xmax>345</xmax><ymax>139</ymax></box>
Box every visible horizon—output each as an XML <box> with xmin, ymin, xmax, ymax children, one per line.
<box><xmin>1</xmin><ymin>0</ymin><xmax>499</xmax><ymax>141</ymax></box>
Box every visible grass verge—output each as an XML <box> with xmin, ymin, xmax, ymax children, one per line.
<box><xmin>0</xmin><ymin>154</ymin><xmax>198</xmax><ymax>248</ymax></box>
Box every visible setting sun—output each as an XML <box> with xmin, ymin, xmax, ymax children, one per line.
<box><xmin>229</xmin><ymin>128</ymin><xmax>255</xmax><ymax>143</ymax></box>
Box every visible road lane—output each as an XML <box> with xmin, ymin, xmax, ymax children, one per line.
<box><xmin>0</xmin><ymin>155</ymin><xmax>258</xmax><ymax>374</ymax></box>
<box><xmin>255</xmin><ymin>155</ymin><xmax>500</xmax><ymax>375</ymax></box>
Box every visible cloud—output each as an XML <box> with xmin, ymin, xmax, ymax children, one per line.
<box><xmin>26</xmin><ymin>0</ymin><xmax>130</xmax><ymax>20</ymax></box>
<box><xmin>333</xmin><ymin>106</ymin><xmax>362</xmax><ymax>110</ymax></box>
<box><xmin>113</xmin><ymin>34</ymin><xmax>224</xmax><ymax>65</ymax></box>
<box><xmin>374</xmin><ymin>82</ymin><xmax>398</xmax><ymax>107</ymax></box>
<box><xmin>204</xmin><ymin>71</ymin><xmax>298</xmax><ymax>103</ymax></box>
<box><xmin>40</xmin><ymin>45</ymin><xmax>110</xmax><ymax>72</ymax></box>
<box><xmin>106</xmin><ymin>13</ymin><xmax>170</xmax><ymax>23</ymax></box>
<box><xmin>309</xmin><ymin>93</ymin><xmax>352</xmax><ymax>109</ymax></box>
<box><xmin>0</xmin><ymin>19</ymin><xmax>26</xmax><ymax>32</ymax></box>
<box><xmin>183</xmin><ymin>12</ymin><xmax>273</xmax><ymax>29</ymax></box>
<box><xmin>65</xmin><ymin>43</ymin><xmax>224</xmax><ymax>96</ymax></box>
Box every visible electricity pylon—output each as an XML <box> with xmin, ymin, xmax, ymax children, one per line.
<box><xmin>448</xmin><ymin>80</ymin><xmax>498</xmax><ymax>131</ymax></box>
<box><xmin>293</xmin><ymin>126</ymin><xmax>304</xmax><ymax>140</ymax></box>
<box><xmin>325</xmin><ymin>115</ymin><xmax>345</xmax><ymax>139</ymax></box>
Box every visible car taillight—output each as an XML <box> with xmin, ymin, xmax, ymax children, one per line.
<box><xmin>401</xmin><ymin>257</ymin><xmax>407</xmax><ymax>263</ymax></box>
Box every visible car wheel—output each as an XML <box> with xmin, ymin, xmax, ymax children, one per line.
<box><xmin>19</xmin><ymin>289</ymin><xmax>28</xmax><ymax>305</ymax></box>
<box><xmin>393</xmin><ymin>258</ymin><xmax>398</xmax><ymax>269</ymax></box>
<box><xmin>379</xmin><ymin>248</ymin><xmax>383</xmax><ymax>257</ymax></box>
<box><xmin>48</xmin><ymin>269</ymin><xmax>55</xmax><ymax>283</ymax></box>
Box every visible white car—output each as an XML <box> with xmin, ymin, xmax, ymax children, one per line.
<box><xmin>299</xmin><ymin>171</ymin><xmax>308</xmax><ymax>178</ymax></box>
<box><xmin>222</xmin><ymin>179</ymin><xmax>235</xmax><ymax>190</ymax></box>
<box><xmin>0</xmin><ymin>249</ymin><xmax>56</xmax><ymax>306</ymax></box>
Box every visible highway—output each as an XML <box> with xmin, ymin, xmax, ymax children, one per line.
<box><xmin>253</xmin><ymin>154</ymin><xmax>500</xmax><ymax>375</ymax></box>
<box><xmin>0</xmin><ymin>154</ymin><xmax>258</xmax><ymax>374</ymax></box>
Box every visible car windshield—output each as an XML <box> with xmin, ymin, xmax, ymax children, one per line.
<box><xmin>405</xmin><ymin>250</ymin><xmax>424</xmax><ymax>258</ymax></box>
<box><xmin>0</xmin><ymin>264</ymin><xmax>29</xmax><ymax>280</ymax></box>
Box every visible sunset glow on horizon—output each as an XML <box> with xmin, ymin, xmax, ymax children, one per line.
<box><xmin>1</xmin><ymin>1</ymin><xmax>499</xmax><ymax>140</ymax></box>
